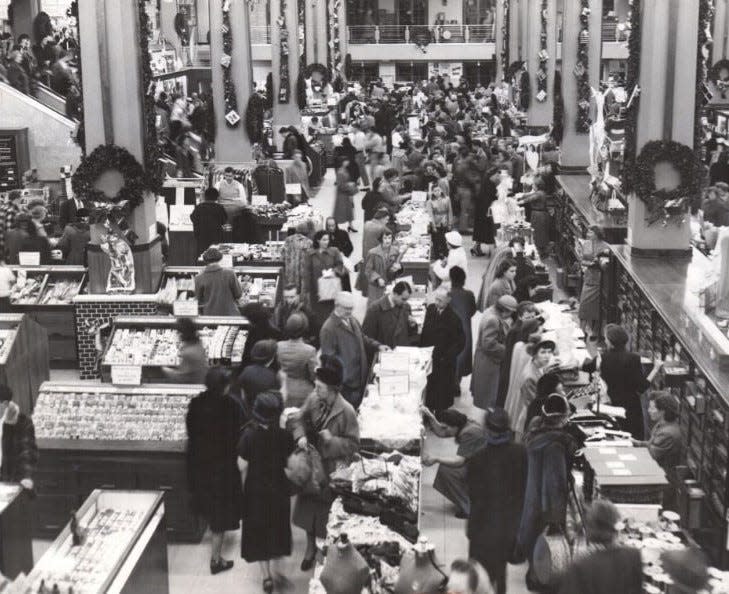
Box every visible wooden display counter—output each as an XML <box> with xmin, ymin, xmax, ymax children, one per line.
<box><xmin>32</xmin><ymin>382</ymin><xmax>205</xmax><ymax>543</ymax></box>
<box><xmin>0</xmin><ymin>314</ymin><xmax>49</xmax><ymax>414</ymax></box>
<box><xmin>0</xmin><ymin>483</ymin><xmax>32</xmax><ymax>578</ymax></box>
<box><xmin>605</xmin><ymin>245</ymin><xmax>729</xmax><ymax>567</ymax></box>
<box><xmin>21</xmin><ymin>489</ymin><xmax>168</xmax><ymax>593</ymax></box>
<box><xmin>7</xmin><ymin>265</ymin><xmax>86</xmax><ymax>367</ymax></box>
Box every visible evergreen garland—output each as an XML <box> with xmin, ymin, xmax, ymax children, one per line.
<box><xmin>695</xmin><ymin>0</ymin><xmax>713</xmax><ymax>180</ymax></box>
<box><xmin>552</xmin><ymin>70</ymin><xmax>564</xmax><ymax>144</ymax></box>
<box><xmin>622</xmin><ymin>0</ymin><xmax>641</xmax><ymax>194</ymax></box>
<box><xmin>221</xmin><ymin>0</ymin><xmax>240</xmax><ymax>127</ymax></box>
<box><xmin>535</xmin><ymin>0</ymin><xmax>548</xmax><ymax>102</ymax></box>
<box><xmin>575</xmin><ymin>0</ymin><xmax>591</xmax><ymax>132</ymax></box>
<box><xmin>500</xmin><ymin>0</ymin><xmax>509</xmax><ymax>82</ymax></box>
<box><xmin>245</xmin><ymin>93</ymin><xmax>266</xmax><ymax>143</ymax></box>
<box><xmin>277</xmin><ymin>0</ymin><xmax>290</xmax><ymax>103</ymax></box>
<box><xmin>67</xmin><ymin>0</ymin><xmax>85</xmax><ymax>154</ymax></box>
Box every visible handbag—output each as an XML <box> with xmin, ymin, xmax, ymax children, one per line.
<box><xmin>285</xmin><ymin>444</ymin><xmax>328</xmax><ymax>495</ymax></box>
<box><xmin>532</xmin><ymin>526</ymin><xmax>572</xmax><ymax>586</ymax></box>
<box><xmin>317</xmin><ymin>274</ymin><xmax>342</xmax><ymax>302</ymax></box>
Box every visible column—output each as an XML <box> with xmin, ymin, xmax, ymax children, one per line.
<box><xmin>9</xmin><ymin>0</ymin><xmax>40</xmax><ymax>43</ymax></box>
<box><xmin>210</xmin><ymin>0</ymin><xmax>254</xmax><ymax>163</ymax></box>
<box><xmin>495</xmin><ymin>0</ymin><xmax>506</xmax><ymax>82</ymax></box>
<box><xmin>271</xmin><ymin>0</ymin><xmax>302</xmax><ymax>148</ymax></box>
<box><xmin>338</xmin><ymin>0</ymin><xmax>348</xmax><ymax>78</ymax></box>
<box><xmin>304</xmin><ymin>0</ymin><xmax>316</xmax><ymax>65</ymax></box>
<box><xmin>509</xmin><ymin>0</ymin><xmax>521</xmax><ymax>64</ymax></box>
<box><xmin>627</xmin><ymin>0</ymin><xmax>697</xmax><ymax>257</ymax></box>
<box><xmin>519</xmin><ymin>0</ymin><xmax>530</xmax><ymax>60</ymax></box>
<box><xmin>526</xmin><ymin>0</ymin><xmax>557</xmax><ymax>127</ymax></box>
<box><xmin>713</xmin><ymin>0</ymin><xmax>729</xmax><ymax>62</ymax></box>
<box><xmin>314</xmin><ymin>0</ymin><xmax>329</xmax><ymax>66</ymax></box>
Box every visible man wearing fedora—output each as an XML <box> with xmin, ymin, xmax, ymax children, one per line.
<box><xmin>194</xmin><ymin>247</ymin><xmax>243</xmax><ymax>316</ymax></box>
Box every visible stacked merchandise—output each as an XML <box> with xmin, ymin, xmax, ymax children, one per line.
<box><xmin>37</xmin><ymin>278</ymin><xmax>84</xmax><ymax>305</ymax></box>
<box><xmin>397</xmin><ymin>233</ymin><xmax>432</xmax><ymax>264</ymax></box>
<box><xmin>206</xmin><ymin>241</ymin><xmax>285</xmax><ymax>264</ymax></box>
<box><xmin>0</xmin><ymin>329</ymin><xmax>16</xmax><ymax>364</ymax></box>
<box><xmin>159</xmin><ymin>270</ymin><xmax>279</xmax><ymax>309</ymax></box>
<box><xmin>10</xmin><ymin>273</ymin><xmax>47</xmax><ymax>305</ymax></box>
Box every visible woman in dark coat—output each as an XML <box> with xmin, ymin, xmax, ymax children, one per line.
<box><xmin>237</xmin><ymin>390</ymin><xmax>294</xmax><ymax>593</ymax></box>
<box><xmin>518</xmin><ymin>175</ymin><xmax>551</xmax><ymax>257</ymax></box>
<box><xmin>301</xmin><ymin>231</ymin><xmax>345</xmax><ymax>334</ymax></box>
<box><xmin>334</xmin><ymin>137</ymin><xmax>360</xmax><ymax>184</ymax></box>
<box><xmin>471</xmin><ymin>168</ymin><xmax>498</xmax><ymax>257</ymax></box>
<box><xmin>333</xmin><ymin>158</ymin><xmax>358</xmax><ymax>231</ymax></box>
<box><xmin>325</xmin><ymin>217</ymin><xmax>353</xmax><ymax>292</ymax></box>
<box><xmin>582</xmin><ymin>324</ymin><xmax>663</xmax><ymax>439</ymax></box>
<box><xmin>448</xmin><ymin>266</ymin><xmax>477</xmax><ymax>382</ymax></box>
<box><xmin>186</xmin><ymin>367</ymin><xmax>242</xmax><ymax>575</ymax></box>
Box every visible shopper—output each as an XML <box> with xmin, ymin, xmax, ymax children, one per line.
<box><xmin>576</xmin><ymin>226</ymin><xmax>610</xmax><ymax>340</ymax></box>
<box><xmin>190</xmin><ymin>187</ymin><xmax>228</xmax><ymax>256</ymax></box>
<box><xmin>239</xmin><ymin>302</ymin><xmax>282</xmax><ymax>368</ymax></box>
<box><xmin>426</xmin><ymin>184</ymin><xmax>454</xmax><ymax>259</ymax></box>
<box><xmin>215</xmin><ymin>167</ymin><xmax>248</xmax><ymax>222</ymax></box>
<box><xmin>466</xmin><ymin>408</ymin><xmax>527</xmax><ymax>594</ymax></box>
<box><xmin>362</xmin><ymin>280</ymin><xmax>413</xmax><ymax>348</ymax></box>
<box><xmin>357</xmin><ymin>208</ymin><xmax>390</xmax><ymax>291</ymax></box>
<box><xmin>285</xmin><ymin>150</ymin><xmax>311</xmax><ymax>201</ymax></box>
<box><xmin>518</xmin><ymin>176</ymin><xmax>551</xmax><ymax>257</ymax></box>
<box><xmin>559</xmin><ymin>501</ymin><xmax>643</xmax><ymax>594</ymax></box>
<box><xmin>277</xmin><ymin>313</ymin><xmax>318</xmax><ymax>407</ymax></box>
<box><xmin>185</xmin><ymin>368</ymin><xmax>241</xmax><ymax>575</ymax></box>
<box><xmin>363</xmin><ymin>228</ymin><xmax>403</xmax><ymax>304</ymax></box>
<box><xmin>230</xmin><ymin>339</ymin><xmax>281</xmax><ymax>423</ymax></box>
<box><xmin>0</xmin><ymin>385</ymin><xmax>36</xmax><ymax>491</ymax></box>
<box><xmin>420</xmin><ymin>287</ymin><xmax>466</xmax><ymax>412</ymax></box>
<box><xmin>237</xmin><ymin>390</ymin><xmax>294</xmax><ymax>593</ymax></box>
<box><xmin>362</xmin><ymin>179</ymin><xmax>386</xmax><ymax>222</ymax></box>
<box><xmin>523</xmin><ymin>372</ymin><xmax>565</xmax><ymax>432</ymax></box>
<box><xmin>484</xmin><ymin>259</ymin><xmax>517</xmax><ymax>309</ymax></box>
<box><xmin>293</xmin><ymin>355</ymin><xmax>360</xmax><ymax>571</ymax></box>
<box><xmin>422</xmin><ymin>407</ymin><xmax>486</xmax><ymax>519</ymax></box>
<box><xmin>6</xmin><ymin>213</ymin><xmax>51</xmax><ymax>265</ymax></box>
<box><xmin>302</xmin><ymin>230</ymin><xmax>345</xmax><ymax>335</ymax></box>
<box><xmin>660</xmin><ymin>548</ymin><xmax>710</xmax><ymax>594</ymax></box>
<box><xmin>518</xmin><ymin>393</ymin><xmax>578</xmax><ymax>591</ymax></box>
<box><xmin>0</xmin><ymin>262</ymin><xmax>16</xmax><ymax>313</ymax></box>
<box><xmin>471</xmin><ymin>168</ymin><xmax>499</xmax><ymax>257</ymax></box>
<box><xmin>54</xmin><ymin>207</ymin><xmax>90</xmax><ymax>265</ymax></box>
<box><xmin>448</xmin><ymin>266</ymin><xmax>477</xmax><ymax>384</ymax></box>
<box><xmin>58</xmin><ymin>193</ymin><xmax>85</xmax><ymax>229</ymax></box>
<box><xmin>162</xmin><ymin>317</ymin><xmax>209</xmax><ymax>384</ymax></box>
<box><xmin>333</xmin><ymin>157</ymin><xmax>359</xmax><ymax>233</ymax></box>
<box><xmin>431</xmin><ymin>231</ymin><xmax>468</xmax><ymax>288</ymax></box>
<box><xmin>272</xmin><ymin>284</ymin><xmax>312</xmax><ymax>339</ymax></box>
<box><xmin>582</xmin><ymin>323</ymin><xmax>663</xmax><ymax>439</ymax></box>
<box><xmin>472</xmin><ymin>295</ymin><xmax>517</xmax><ymax>411</ymax></box>
<box><xmin>511</xmin><ymin>339</ymin><xmax>557</xmax><ymax>440</ymax></box>
<box><xmin>497</xmin><ymin>301</ymin><xmax>540</xmax><ymax>406</ymax></box>
<box><xmin>194</xmin><ymin>248</ymin><xmax>243</xmax><ymax>316</ymax></box>
<box><xmin>282</xmin><ymin>222</ymin><xmax>313</xmax><ymax>296</ymax></box>
<box><xmin>320</xmin><ymin>291</ymin><xmax>385</xmax><ymax>409</ymax></box>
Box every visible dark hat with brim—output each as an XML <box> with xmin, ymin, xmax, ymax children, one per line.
<box><xmin>316</xmin><ymin>354</ymin><xmax>344</xmax><ymax>387</ymax></box>
<box><xmin>252</xmin><ymin>390</ymin><xmax>284</xmax><ymax>424</ymax></box>
<box><xmin>202</xmin><ymin>247</ymin><xmax>223</xmax><ymax>263</ymax></box>
<box><xmin>485</xmin><ymin>408</ymin><xmax>511</xmax><ymax>435</ymax></box>
<box><xmin>251</xmin><ymin>339</ymin><xmax>277</xmax><ymax>364</ymax></box>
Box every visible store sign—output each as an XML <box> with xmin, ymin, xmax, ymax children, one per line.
<box><xmin>251</xmin><ymin>194</ymin><xmax>268</xmax><ymax>206</ymax></box>
<box><xmin>111</xmin><ymin>365</ymin><xmax>142</xmax><ymax>386</ymax></box>
<box><xmin>378</xmin><ymin>373</ymin><xmax>409</xmax><ymax>396</ymax></box>
<box><xmin>285</xmin><ymin>183</ymin><xmax>302</xmax><ymax>195</ymax></box>
<box><xmin>18</xmin><ymin>252</ymin><xmax>40</xmax><ymax>266</ymax></box>
<box><xmin>380</xmin><ymin>351</ymin><xmax>411</xmax><ymax>372</ymax></box>
<box><xmin>221</xmin><ymin>254</ymin><xmax>234</xmax><ymax>268</ymax></box>
<box><xmin>173</xmin><ymin>300</ymin><xmax>199</xmax><ymax>317</ymax></box>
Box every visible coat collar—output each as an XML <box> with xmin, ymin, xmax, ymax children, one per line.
<box><xmin>333</xmin><ymin>314</ymin><xmax>357</xmax><ymax>334</ymax></box>
<box><xmin>3</xmin><ymin>402</ymin><xmax>19</xmax><ymax>426</ymax></box>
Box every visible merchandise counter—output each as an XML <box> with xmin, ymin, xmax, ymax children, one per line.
<box><xmin>0</xmin><ymin>483</ymin><xmax>32</xmax><ymax>578</ymax></box>
<box><xmin>19</xmin><ymin>489</ymin><xmax>168</xmax><ymax>594</ymax></box>
<box><xmin>199</xmin><ymin>241</ymin><xmax>285</xmax><ymax>267</ymax></box>
<box><xmin>32</xmin><ymin>382</ymin><xmax>205</xmax><ymax>542</ymax></box>
<box><xmin>605</xmin><ymin>245</ymin><xmax>729</xmax><ymax>567</ymax></box>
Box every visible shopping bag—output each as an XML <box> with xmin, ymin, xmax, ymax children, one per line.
<box><xmin>285</xmin><ymin>445</ymin><xmax>328</xmax><ymax>495</ymax></box>
<box><xmin>317</xmin><ymin>275</ymin><xmax>342</xmax><ymax>302</ymax></box>
<box><xmin>532</xmin><ymin>526</ymin><xmax>572</xmax><ymax>586</ymax></box>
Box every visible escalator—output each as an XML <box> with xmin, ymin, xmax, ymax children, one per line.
<box><xmin>33</xmin><ymin>82</ymin><xmax>71</xmax><ymax>120</ymax></box>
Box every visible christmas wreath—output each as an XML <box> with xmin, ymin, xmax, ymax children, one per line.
<box><xmin>71</xmin><ymin>144</ymin><xmax>151</xmax><ymax>223</ymax></box>
<box><xmin>632</xmin><ymin>140</ymin><xmax>701</xmax><ymax>227</ymax></box>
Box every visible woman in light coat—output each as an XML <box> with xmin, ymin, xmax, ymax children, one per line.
<box><xmin>363</xmin><ymin>228</ymin><xmax>402</xmax><ymax>304</ymax></box>
<box><xmin>301</xmin><ymin>231</ymin><xmax>344</xmax><ymax>334</ymax></box>
<box><xmin>276</xmin><ymin>313</ymin><xmax>318</xmax><ymax>407</ymax></box>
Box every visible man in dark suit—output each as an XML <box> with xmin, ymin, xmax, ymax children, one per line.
<box><xmin>59</xmin><ymin>195</ymin><xmax>85</xmax><ymax>229</ymax></box>
<box><xmin>190</xmin><ymin>187</ymin><xmax>228</xmax><ymax>256</ymax></box>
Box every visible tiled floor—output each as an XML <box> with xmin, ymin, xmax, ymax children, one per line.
<box><xmin>37</xmin><ymin>170</ymin><xmax>533</xmax><ymax>593</ymax></box>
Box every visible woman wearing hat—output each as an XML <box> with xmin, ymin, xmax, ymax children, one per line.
<box><xmin>576</xmin><ymin>226</ymin><xmax>610</xmax><ymax>340</ymax></box>
<box><xmin>301</xmin><ymin>230</ymin><xmax>345</xmax><ymax>333</ymax></box>
<box><xmin>363</xmin><ymin>228</ymin><xmax>403</xmax><ymax>305</ymax></box>
<box><xmin>186</xmin><ymin>368</ymin><xmax>241</xmax><ymax>575</ymax></box>
<box><xmin>162</xmin><ymin>317</ymin><xmax>209</xmax><ymax>384</ymax></box>
<box><xmin>229</xmin><ymin>339</ymin><xmax>281</xmax><ymax>423</ymax></box>
<box><xmin>484</xmin><ymin>259</ymin><xmax>517</xmax><ymax>310</ymax></box>
<box><xmin>292</xmin><ymin>354</ymin><xmax>360</xmax><ymax>571</ymax></box>
<box><xmin>237</xmin><ymin>390</ymin><xmax>295</xmax><ymax>593</ymax></box>
<box><xmin>431</xmin><ymin>230</ymin><xmax>468</xmax><ymax>288</ymax></box>
<box><xmin>425</xmin><ymin>184</ymin><xmax>454</xmax><ymax>260</ymax></box>
<box><xmin>5</xmin><ymin>212</ymin><xmax>51</xmax><ymax>265</ymax></box>
<box><xmin>472</xmin><ymin>294</ymin><xmax>518</xmax><ymax>410</ymax></box>
<box><xmin>582</xmin><ymin>323</ymin><xmax>663</xmax><ymax>439</ymax></box>
<box><xmin>194</xmin><ymin>248</ymin><xmax>243</xmax><ymax>316</ymax></box>
<box><xmin>511</xmin><ymin>339</ymin><xmax>558</xmax><ymax>440</ymax></box>
<box><xmin>277</xmin><ymin>313</ymin><xmax>318</xmax><ymax>407</ymax></box>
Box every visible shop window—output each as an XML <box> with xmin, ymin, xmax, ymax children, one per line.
<box><xmin>395</xmin><ymin>62</ymin><xmax>428</xmax><ymax>83</ymax></box>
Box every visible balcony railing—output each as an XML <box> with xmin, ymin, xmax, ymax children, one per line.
<box><xmin>348</xmin><ymin>24</ymin><xmax>495</xmax><ymax>45</ymax></box>
<box><xmin>250</xmin><ymin>25</ymin><xmax>271</xmax><ymax>44</ymax></box>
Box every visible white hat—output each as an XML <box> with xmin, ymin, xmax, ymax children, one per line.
<box><xmin>445</xmin><ymin>231</ymin><xmax>463</xmax><ymax>247</ymax></box>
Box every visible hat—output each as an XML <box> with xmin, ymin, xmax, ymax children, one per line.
<box><xmin>605</xmin><ymin>323</ymin><xmax>629</xmax><ymax>349</ymax></box>
<box><xmin>485</xmin><ymin>408</ymin><xmax>511</xmax><ymax>435</ymax></box>
<box><xmin>202</xmin><ymin>247</ymin><xmax>223</xmax><ymax>263</ymax></box>
<box><xmin>204</xmin><ymin>367</ymin><xmax>228</xmax><ymax>393</ymax></box>
<box><xmin>661</xmin><ymin>548</ymin><xmax>709</xmax><ymax>591</ymax></box>
<box><xmin>542</xmin><ymin>393</ymin><xmax>570</xmax><ymax>417</ymax></box>
<box><xmin>496</xmin><ymin>295</ymin><xmax>518</xmax><ymax>312</ymax></box>
<box><xmin>0</xmin><ymin>385</ymin><xmax>13</xmax><ymax>402</ymax></box>
<box><xmin>27</xmin><ymin>198</ymin><xmax>45</xmax><ymax>212</ymax></box>
<box><xmin>284</xmin><ymin>312</ymin><xmax>309</xmax><ymax>339</ymax></box>
<box><xmin>530</xmin><ymin>339</ymin><xmax>556</xmax><ymax>355</ymax></box>
<box><xmin>373</xmin><ymin>208</ymin><xmax>389</xmax><ymax>220</ymax></box>
<box><xmin>445</xmin><ymin>230</ymin><xmax>463</xmax><ymax>247</ymax></box>
<box><xmin>316</xmin><ymin>354</ymin><xmax>344</xmax><ymax>387</ymax></box>
<box><xmin>251</xmin><ymin>339</ymin><xmax>277</xmax><ymax>364</ymax></box>
<box><xmin>252</xmin><ymin>390</ymin><xmax>284</xmax><ymax>424</ymax></box>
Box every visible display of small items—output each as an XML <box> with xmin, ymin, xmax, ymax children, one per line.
<box><xmin>33</xmin><ymin>390</ymin><xmax>192</xmax><ymax>441</ymax></box>
<box><xmin>103</xmin><ymin>326</ymin><xmax>248</xmax><ymax>366</ymax></box>
<box><xmin>206</xmin><ymin>242</ymin><xmax>285</xmax><ymax>263</ymax></box>
<box><xmin>164</xmin><ymin>273</ymin><xmax>277</xmax><ymax>308</ymax></box>
<box><xmin>38</xmin><ymin>278</ymin><xmax>85</xmax><ymax>305</ymax></box>
<box><xmin>9</xmin><ymin>273</ymin><xmax>85</xmax><ymax>305</ymax></box>
<box><xmin>0</xmin><ymin>329</ymin><xmax>16</xmax><ymax>363</ymax></box>
<box><xmin>10</xmin><ymin>272</ymin><xmax>46</xmax><ymax>304</ymax></box>
<box><xmin>396</xmin><ymin>233</ymin><xmax>432</xmax><ymax>263</ymax></box>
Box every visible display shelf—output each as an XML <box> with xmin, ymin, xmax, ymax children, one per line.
<box><xmin>160</xmin><ymin>265</ymin><xmax>283</xmax><ymax>310</ymax></box>
<box><xmin>198</xmin><ymin>241</ymin><xmax>285</xmax><ymax>266</ymax></box>
<box><xmin>32</xmin><ymin>382</ymin><xmax>205</xmax><ymax>542</ymax></box>
<box><xmin>99</xmin><ymin>316</ymin><xmax>249</xmax><ymax>383</ymax></box>
<box><xmin>20</xmin><ymin>489</ymin><xmax>168</xmax><ymax>594</ymax></box>
<box><xmin>7</xmin><ymin>266</ymin><xmax>87</xmax><ymax>366</ymax></box>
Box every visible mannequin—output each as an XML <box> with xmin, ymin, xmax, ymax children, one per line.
<box><xmin>320</xmin><ymin>533</ymin><xmax>370</xmax><ymax>594</ymax></box>
<box><xmin>394</xmin><ymin>537</ymin><xmax>446</xmax><ymax>594</ymax></box>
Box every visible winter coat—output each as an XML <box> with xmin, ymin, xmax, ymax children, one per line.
<box><xmin>56</xmin><ymin>223</ymin><xmax>90</xmax><ymax>266</ymax></box>
<box><xmin>449</xmin><ymin>287</ymin><xmax>477</xmax><ymax>379</ymax></box>
<box><xmin>362</xmin><ymin>295</ymin><xmax>412</xmax><ymax>348</ymax></box>
<box><xmin>420</xmin><ymin>304</ymin><xmax>465</xmax><ymax>410</ymax></box>
<box><xmin>277</xmin><ymin>339</ymin><xmax>318</xmax><ymax>407</ymax></box>
<box><xmin>471</xmin><ymin>306</ymin><xmax>510</xmax><ymax>410</ymax></box>
<box><xmin>190</xmin><ymin>201</ymin><xmax>227</xmax><ymax>255</ymax></box>
<box><xmin>559</xmin><ymin>546</ymin><xmax>643</xmax><ymax>594</ymax></box>
<box><xmin>320</xmin><ymin>314</ymin><xmax>380</xmax><ymax>392</ymax></box>
<box><xmin>363</xmin><ymin>244</ymin><xmax>401</xmax><ymax>304</ymax></box>
<box><xmin>302</xmin><ymin>247</ymin><xmax>344</xmax><ymax>306</ymax></box>
<box><xmin>194</xmin><ymin>264</ymin><xmax>242</xmax><ymax>316</ymax></box>
<box><xmin>0</xmin><ymin>404</ymin><xmax>37</xmax><ymax>482</ymax></box>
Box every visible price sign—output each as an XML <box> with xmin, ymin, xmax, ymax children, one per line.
<box><xmin>379</xmin><ymin>374</ymin><xmax>409</xmax><ymax>396</ymax></box>
<box><xmin>18</xmin><ymin>252</ymin><xmax>40</xmax><ymax>266</ymax></box>
<box><xmin>173</xmin><ymin>300</ymin><xmax>199</xmax><ymax>317</ymax></box>
<box><xmin>252</xmin><ymin>194</ymin><xmax>268</xmax><ymax>206</ymax></box>
<box><xmin>111</xmin><ymin>365</ymin><xmax>142</xmax><ymax>386</ymax></box>
<box><xmin>379</xmin><ymin>351</ymin><xmax>411</xmax><ymax>372</ymax></box>
<box><xmin>411</xmin><ymin>191</ymin><xmax>427</xmax><ymax>203</ymax></box>
<box><xmin>285</xmin><ymin>183</ymin><xmax>302</xmax><ymax>195</ymax></box>
<box><xmin>221</xmin><ymin>254</ymin><xmax>234</xmax><ymax>268</ymax></box>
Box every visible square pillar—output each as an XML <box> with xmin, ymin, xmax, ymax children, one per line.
<box><xmin>527</xmin><ymin>0</ymin><xmax>557</xmax><ymax>127</ymax></box>
<box><xmin>271</xmin><ymin>0</ymin><xmax>302</xmax><ymax>147</ymax></box>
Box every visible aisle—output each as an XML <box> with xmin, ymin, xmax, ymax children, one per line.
<box><xmin>34</xmin><ymin>173</ymin><xmax>532</xmax><ymax>593</ymax></box>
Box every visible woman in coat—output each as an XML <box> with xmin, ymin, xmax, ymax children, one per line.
<box><xmin>301</xmin><ymin>231</ymin><xmax>345</xmax><ymax>334</ymax></box>
<box><xmin>237</xmin><ymin>390</ymin><xmax>294</xmax><ymax>593</ymax></box>
<box><xmin>363</xmin><ymin>228</ymin><xmax>402</xmax><ymax>304</ymax></box>
<box><xmin>55</xmin><ymin>208</ymin><xmax>90</xmax><ymax>266</ymax></box>
<box><xmin>448</xmin><ymin>266</ymin><xmax>477</xmax><ymax>382</ymax></box>
<box><xmin>333</xmin><ymin>158</ymin><xmax>358</xmax><ymax>232</ymax></box>
<box><xmin>511</xmin><ymin>340</ymin><xmax>557</xmax><ymax>440</ymax></box>
<box><xmin>471</xmin><ymin>168</ymin><xmax>498</xmax><ymax>257</ymax></box>
<box><xmin>426</xmin><ymin>184</ymin><xmax>454</xmax><ymax>259</ymax></box>
<box><xmin>471</xmin><ymin>295</ymin><xmax>517</xmax><ymax>410</ymax></box>
<box><xmin>484</xmin><ymin>259</ymin><xmax>517</xmax><ymax>309</ymax></box>
<box><xmin>162</xmin><ymin>317</ymin><xmax>209</xmax><ymax>384</ymax></box>
<box><xmin>577</xmin><ymin>226</ymin><xmax>610</xmax><ymax>339</ymax></box>
<box><xmin>282</xmin><ymin>222</ymin><xmax>313</xmax><ymax>296</ymax></box>
<box><xmin>504</xmin><ymin>319</ymin><xmax>545</xmax><ymax>424</ymax></box>
<box><xmin>325</xmin><ymin>217</ymin><xmax>354</xmax><ymax>292</ymax></box>
<box><xmin>186</xmin><ymin>368</ymin><xmax>242</xmax><ymax>575</ymax></box>
<box><xmin>277</xmin><ymin>313</ymin><xmax>318</xmax><ymax>407</ymax></box>
<box><xmin>293</xmin><ymin>355</ymin><xmax>360</xmax><ymax>571</ymax></box>
<box><xmin>518</xmin><ymin>176</ymin><xmax>551</xmax><ymax>257</ymax></box>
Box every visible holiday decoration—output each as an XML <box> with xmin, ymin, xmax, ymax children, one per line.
<box><xmin>552</xmin><ymin>70</ymin><xmax>564</xmax><ymax>143</ymax></box>
<box><xmin>695</xmin><ymin>0</ymin><xmax>713</xmax><ymax>185</ymax></box>
<box><xmin>500</xmin><ymin>0</ymin><xmax>509</xmax><ymax>81</ymax></box>
<box><xmin>536</xmin><ymin>0</ymin><xmax>549</xmax><ymax>101</ymax></box>
<box><xmin>632</xmin><ymin>140</ymin><xmax>702</xmax><ymax>227</ymax></box>
<box><xmin>575</xmin><ymin>0</ymin><xmax>591</xmax><ymax>132</ymax></box>
<box><xmin>277</xmin><ymin>0</ymin><xmax>291</xmax><ymax>103</ymax></box>
<box><xmin>622</xmin><ymin>0</ymin><xmax>641</xmax><ymax>193</ymax></box>
<box><xmin>328</xmin><ymin>0</ymin><xmax>345</xmax><ymax>85</ymax></box>
<box><xmin>221</xmin><ymin>0</ymin><xmax>240</xmax><ymax>127</ymax></box>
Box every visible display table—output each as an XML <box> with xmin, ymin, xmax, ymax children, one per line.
<box><xmin>32</xmin><ymin>382</ymin><xmax>205</xmax><ymax>542</ymax></box>
<box><xmin>199</xmin><ymin>242</ymin><xmax>285</xmax><ymax>267</ymax></box>
<box><xmin>20</xmin><ymin>489</ymin><xmax>168</xmax><ymax>593</ymax></box>
<box><xmin>99</xmin><ymin>316</ymin><xmax>249</xmax><ymax>382</ymax></box>
<box><xmin>7</xmin><ymin>265</ymin><xmax>86</xmax><ymax>366</ymax></box>
<box><xmin>606</xmin><ymin>245</ymin><xmax>729</xmax><ymax>567</ymax></box>
<box><xmin>0</xmin><ymin>483</ymin><xmax>32</xmax><ymax>578</ymax></box>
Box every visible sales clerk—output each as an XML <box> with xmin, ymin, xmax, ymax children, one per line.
<box><xmin>215</xmin><ymin>167</ymin><xmax>248</xmax><ymax>222</ymax></box>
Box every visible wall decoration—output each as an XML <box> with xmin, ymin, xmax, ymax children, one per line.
<box><xmin>277</xmin><ymin>0</ymin><xmax>291</xmax><ymax>103</ymax></box>
<box><xmin>328</xmin><ymin>0</ymin><xmax>344</xmax><ymax>85</ymax></box>
<box><xmin>632</xmin><ymin>140</ymin><xmax>702</xmax><ymax>227</ymax></box>
<box><xmin>552</xmin><ymin>70</ymin><xmax>564</xmax><ymax>144</ymax></box>
<box><xmin>695</xmin><ymin>0</ymin><xmax>713</xmax><ymax>189</ymax></box>
<box><xmin>535</xmin><ymin>0</ymin><xmax>548</xmax><ymax>102</ymax></box>
<box><xmin>221</xmin><ymin>0</ymin><xmax>240</xmax><ymax>127</ymax></box>
<box><xmin>138</xmin><ymin>0</ymin><xmax>162</xmax><ymax>191</ymax></box>
<box><xmin>500</xmin><ymin>0</ymin><xmax>509</xmax><ymax>82</ymax></box>
<box><xmin>575</xmin><ymin>0</ymin><xmax>591</xmax><ymax>132</ymax></box>
<box><xmin>622</xmin><ymin>0</ymin><xmax>641</xmax><ymax>194</ymax></box>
